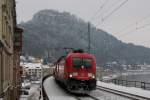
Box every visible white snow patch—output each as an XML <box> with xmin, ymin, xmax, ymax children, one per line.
<box><xmin>22</xmin><ymin>82</ymin><xmax>31</xmax><ymax>88</ymax></box>
<box><xmin>97</xmin><ymin>81</ymin><xmax>150</xmax><ymax>98</ymax></box>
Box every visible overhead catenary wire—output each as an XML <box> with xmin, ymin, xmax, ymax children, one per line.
<box><xmin>94</xmin><ymin>0</ymin><xmax>121</xmax><ymax>24</ymax></box>
<box><xmin>93</xmin><ymin>0</ymin><xmax>128</xmax><ymax>58</ymax></box>
<box><xmin>118</xmin><ymin>21</ymin><xmax>150</xmax><ymax>37</ymax></box>
<box><xmin>103</xmin><ymin>0</ymin><xmax>128</xmax><ymax>21</ymax></box>
<box><xmin>90</xmin><ymin>0</ymin><xmax>109</xmax><ymax>21</ymax></box>
<box><xmin>100</xmin><ymin>0</ymin><xmax>121</xmax><ymax>17</ymax></box>
<box><xmin>91</xmin><ymin>0</ymin><xmax>150</xmax><ymax>50</ymax></box>
<box><xmin>92</xmin><ymin>0</ymin><xmax>150</xmax><ymax>38</ymax></box>
<box><xmin>96</xmin><ymin>0</ymin><xmax>128</xmax><ymax>27</ymax></box>
<box><xmin>115</xmin><ymin>12</ymin><xmax>150</xmax><ymax>35</ymax></box>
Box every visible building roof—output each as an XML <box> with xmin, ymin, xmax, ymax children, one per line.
<box><xmin>24</xmin><ymin>63</ymin><xmax>41</xmax><ymax>69</ymax></box>
<box><xmin>21</xmin><ymin>62</ymin><xmax>50</xmax><ymax>70</ymax></box>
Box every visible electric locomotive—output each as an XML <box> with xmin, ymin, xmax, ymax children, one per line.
<box><xmin>54</xmin><ymin>49</ymin><xmax>96</xmax><ymax>93</ymax></box>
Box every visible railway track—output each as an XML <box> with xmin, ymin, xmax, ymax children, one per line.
<box><xmin>87</xmin><ymin>94</ymin><xmax>100</xmax><ymax>100</ymax></box>
<box><xmin>43</xmin><ymin>76</ymin><xmax>149</xmax><ymax>100</ymax></box>
<box><xmin>97</xmin><ymin>85</ymin><xmax>149</xmax><ymax>100</ymax></box>
<box><xmin>74</xmin><ymin>94</ymin><xmax>100</xmax><ymax>100</ymax></box>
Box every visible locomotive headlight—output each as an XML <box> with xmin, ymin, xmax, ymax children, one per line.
<box><xmin>88</xmin><ymin>73</ymin><xmax>95</xmax><ymax>78</ymax></box>
<box><xmin>88</xmin><ymin>73</ymin><xmax>93</xmax><ymax>77</ymax></box>
<box><xmin>92</xmin><ymin>75</ymin><xmax>95</xmax><ymax>79</ymax></box>
<box><xmin>72</xmin><ymin>72</ymin><xmax>78</xmax><ymax>76</ymax></box>
<box><xmin>69</xmin><ymin>74</ymin><xmax>73</xmax><ymax>78</ymax></box>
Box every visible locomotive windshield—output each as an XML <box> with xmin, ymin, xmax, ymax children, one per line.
<box><xmin>83</xmin><ymin>59</ymin><xmax>92</xmax><ymax>68</ymax></box>
<box><xmin>73</xmin><ymin>58</ymin><xmax>92</xmax><ymax>68</ymax></box>
<box><xmin>73</xmin><ymin>58</ymin><xmax>82</xmax><ymax>68</ymax></box>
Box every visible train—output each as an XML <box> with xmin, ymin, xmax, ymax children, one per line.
<box><xmin>53</xmin><ymin>49</ymin><xmax>97</xmax><ymax>93</ymax></box>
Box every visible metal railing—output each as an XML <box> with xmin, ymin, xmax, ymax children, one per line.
<box><xmin>111</xmin><ymin>79</ymin><xmax>150</xmax><ymax>90</ymax></box>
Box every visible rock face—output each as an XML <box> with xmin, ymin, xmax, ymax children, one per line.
<box><xmin>20</xmin><ymin>9</ymin><xmax>150</xmax><ymax>65</ymax></box>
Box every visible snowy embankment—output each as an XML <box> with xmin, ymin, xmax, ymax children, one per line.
<box><xmin>122</xmin><ymin>71</ymin><xmax>150</xmax><ymax>76</ymax></box>
<box><xmin>100</xmin><ymin>71</ymin><xmax>150</xmax><ymax>82</ymax></box>
<box><xmin>101</xmin><ymin>74</ymin><xmax>118</xmax><ymax>81</ymax></box>
<box><xmin>97</xmin><ymin>81</ymin><xmax>150</xmax><ymax>98</ymax></box>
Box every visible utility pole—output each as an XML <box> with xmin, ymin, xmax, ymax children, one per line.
<box><xmin>88</xmin><ymin>22</ymin><xmax>91</xmax><ymax>53</ymax></box>
<box><xmin>47</xmin><ymin>48</ymin><xmax>50</xmax><ymax>64</ymax></box>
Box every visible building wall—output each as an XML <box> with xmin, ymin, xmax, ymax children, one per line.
<box><xmin>22</xmin><ymin>64</ymin><xmax>51</xmax><ymax>80</ymax></box>
<box><xmin>0</xmin><ymin>1</ymin><xmax>2</xmax><ymax>40</ymax></box>
<box><xmin>43</xmin><ymin>67</ymin><xmax>50</xmax><ymax>77</ymax></box>
<box><xmin>28</xmin><ymin>68</ymin><xmax>42</xmax><ymax>78</ymax></box>
<box><xmin>0</xmin><ymin>0</ymin><xmax>13</xmax><ymax>99</ymax></box>
<box><xmin>0</xmin><ymin>1</ymin><xmax>3</xmax><ymax>96</ymax></box>
<box><xmin>0</xmin><ymin>51</ymin><xmax>2</xmax><ymax>97</ymax></box>
<box><xmin>0</xmin><ymin>0</ymin><xmax>22</xmax><ymax>100</ymax></box>
<box><xmin>13</xmin><ymin>51</ymin><xmax>22</xmax><ymax>100</ymax></box>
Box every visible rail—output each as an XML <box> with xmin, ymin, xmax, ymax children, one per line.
<box><xmin>87</xmin><ymin>94</ymin><xmax>100</xmax><ymax>100</ymax></box>
<box><xmin>73</xmin><ymin>94</ymin><xmax>100</xmax><ymax>100</ymax></box>
<box><xmin>97</xmin><ymin>85</ymin><xmax>150</xmax><ymax>100</ymax></box>
<box><xmin>42</xmin><ymin>75</ymin><xmax>100</xmax><ymax>100</ymax></box>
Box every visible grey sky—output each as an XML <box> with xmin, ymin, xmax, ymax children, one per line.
<box><xmin>16</xmin><ymin>0</ymin><xmax>150</xmax><ymax>48</ymax></box>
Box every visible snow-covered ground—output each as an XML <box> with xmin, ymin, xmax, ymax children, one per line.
<box><xmin>97</xmin><ymin>81</ymin><xmax>150</xmax><ymax>98</ymax></box>
<box><xmin>90</xmin><ymin>90</ymin><xmax>131</xmax><ymax>100</ymax></box>
<box><xmin>19</xmin><ymin>95</ymin><xmax>29</xmax><ymax>100</ymax></box>
<box><xmin>43</xmin><ymin>77</ymin><xmax>77</xmax><ymax>100</ymax></box>
<box><xmin>28</xmin><ymin>84</ymin><xmax>41</xmax><ymax>100</ymax></box>
<box><xmin>20</xmin><ymin>84</ymin><xmax>41</xmax><ymax>100</ymax></box>
<box><xmin>100</xmin><ymin>71</ymin><xmax>150</xmax><ymax>83</ymax></box>
<box><xmin>22</xmin><ymin>82</ymin><xmax>31</xmax><ymax>88</ymax></box>
<box><xmin>101</xmin><ymin>74</ymin><xmax>118</xmax><ymax>81</ymax></box>
<box><xmin>122</xmin><ymin>71</ymin><xmax>150</xmax><ymax>76</ymax></box>
<box><xmin>43</xmin><ymin>76</ymin><xmax>133</xmax><ymax>100</ymax></box>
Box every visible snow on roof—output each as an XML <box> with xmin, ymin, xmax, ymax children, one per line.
<box><xmin>21</xmin><ymin>62</ymin><xmax>50</xmax><ymax>69</ymax></box>
<box><xmin>97</xmin><ymin>81</ymin><xmax>150</xmax><ymax>98</ymax></box>
<box><xmin>21</xmin><ymin>63</ymin><xmax>42</xmax><ymax>69</ymax></box>
<box><xmin>41</xmin><ymin>65</ymin><xmax>50</xmax><ymax>68</ymax></box>
<box><xmin>20</xmin><ymin>56</ymin><xmax>26</xmax><ymax>60</ymax></box>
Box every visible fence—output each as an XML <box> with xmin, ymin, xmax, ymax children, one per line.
<box><xmin>111</xmin><ymin>79</ymin><xmax>150</xmax><ymax>90</ymax></box>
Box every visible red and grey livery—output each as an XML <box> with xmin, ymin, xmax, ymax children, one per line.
<box><xmin>54</xmin><ymin>50</ymin><xmax>97</xmax><ymax>94</ymax></box>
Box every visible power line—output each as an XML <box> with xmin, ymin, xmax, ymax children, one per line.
<box><xmin>118</xmin><ymin>21</ymin><xmax>150</xmax><ymax>37</ymax></box>
<box><xmin>117</xmin><ymin>13</ymin><xmax>150</xmax><ymax>37</ymax></box>
<box><xmin>103</xmin><ymin>0</ymin><xmax>128</xmax><ymax>21</ymax></box>
<box><xmin>115</xmin><ymin>13</ymin><xmax>150</xmax><ymax>35</ymax></box>
<box><xmin>95</xmin><ymin>0</ymin><xmax>120</xmax><ymax>23</ymax></box>
<box><xmin>101</xmin><ymin>0</ymin><xmax>120</xmax><ymax>16</ymax></box>
<box><xmin>88</xmin><ymin>22</ymin><xmax>91</xmax><ymax>53</ymax></box>
<box><xmin>90</xmin><ymin>0</ymin><xmax>109</xmax><ymax>21</ymax></box>
<box><xmin>96</xmin><ymin>0</ymin><xmax>128</xmax><ymax>27</ymax></box>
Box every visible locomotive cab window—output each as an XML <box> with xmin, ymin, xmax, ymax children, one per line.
<box><xmin>73</xmin><ymin>58</ymin><xmax>92</xmax><ymax>68</ymax></box>
<box><xmin>83</xmin><ymin>59</ymin><xmax>92</xmax><ymax>68</ymax></box>
<box><xmin>73</xmin><ymin>58</ymin><xmax>82</xmax><ymax>68</ymax></box>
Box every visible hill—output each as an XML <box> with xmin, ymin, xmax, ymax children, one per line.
<box><xmin>20</xmin><ymin>9</ymin><xmax>150</xmax><ymax>66</ymax></box>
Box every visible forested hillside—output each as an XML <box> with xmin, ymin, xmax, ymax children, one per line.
<box><xmin>20</xmin><ymin>9</ymin><xmax>150</xmax><ymax>65</ymax></box>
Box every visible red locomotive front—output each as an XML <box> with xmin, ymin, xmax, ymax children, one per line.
<box><xmin>54</xmin><ymin>50</ymin><xmax>97</xmax><ymax>93</ymax></box>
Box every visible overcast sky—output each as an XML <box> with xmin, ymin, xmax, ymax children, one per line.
<box><xmin>16</xmin><ymin>0</ymin><xmax>150</xmax><ymax>48</ymax></box>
